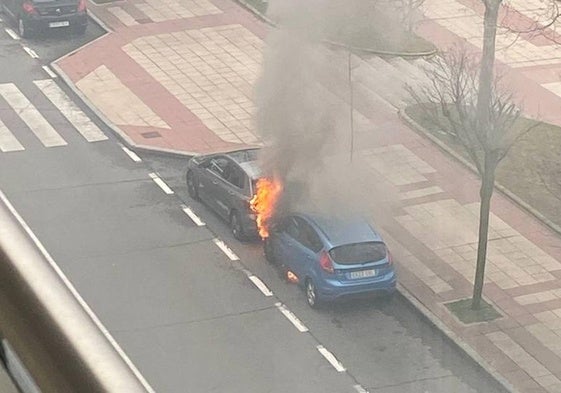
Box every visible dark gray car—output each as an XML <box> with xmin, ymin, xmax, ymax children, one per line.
<box><xmin>186</xmin><ymin>148</ymin><xmax>261</xmax><ymax>240</ymax></box>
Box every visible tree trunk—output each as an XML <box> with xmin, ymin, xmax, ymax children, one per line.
<box><xmin>472</xmin><ymin>162</ymin><xmax>496</xmax><ymax>309</ymax></box>
<box><xmin>476</xmin><ymin>0</ymin><xmax>501</xmax><ymax>123</ymax></box>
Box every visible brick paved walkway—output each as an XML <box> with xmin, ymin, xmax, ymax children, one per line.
<box><xmin>55</xmin><ymin>0</ymin><xmax>561</xmax><ymax>392</ymax></box>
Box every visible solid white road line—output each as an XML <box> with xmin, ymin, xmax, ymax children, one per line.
<box><xmin>213</xmin><ymin>238</ymin><xmax>239</xmax><ymax>261</ymax></box>
<box><xmin>148</xmin><ymin>173</ymin><xmax>174</xmax><ymax>194</ymax></box>
<box><xmin>275</xmin><ymin>303</ymin><xmax>308</xmax><ymax>332</ymax></box>
<box><xmin>353</xmin><ymin>384</ymin><xmax>369</xmax><ymax>393</ymax></box>
<box><xmin>0</xmin><ymin>83</ymin><xmax>67</xmax><ymax>147</ymax></box>
<box><xmin>317</xmin><ymin>345</ymin><xmax>346</xmax><ymax>372</ymax></box>
<box><xmin>0</xmin><ymin>190</ymin><xmax>156</xmax><ymax>393</ymax></box>
<box><xmin>248</xmin><ymin>275</ymin><xmax>273</xmax><ymax>297</ymax></box>
<box><xmin>41</xmin><ymin>65</ymin><xmax>57</xmax><ymax>79</ymax></box>
<box><xmin>0</xmin><ymin>118</ymin><xmax>24</xmax><ymax>152</ymax></box>
<box><xmin>34</xmin><ymin>79</ymin><xmax>108</xmax><ymax>142</ymax></box>
<box><xmin>120</xmin><ymin>145</ymin><xmax>142</xmax><ymax>162</ymax></box>
<box><xmin>4</xmin><ymin>28</ymin><xmax>19</xmax><ymax>40</ymax></box>
<box><xmin>181</xmin><ymin>205</ymin><xmax>205</xmax><ymax>226</ymax></box>
<box><xmin>23</xmin><ymin>46</ymin><xmax>39</xmax><ymax>58</ymax></box>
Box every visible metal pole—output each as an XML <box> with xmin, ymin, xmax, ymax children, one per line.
<box><xmin>348</xmin><ymin>50</ymin><xmax>354</xmax><ymax>163</ymax></box>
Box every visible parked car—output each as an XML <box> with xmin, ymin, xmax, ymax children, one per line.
<box><xmin>186</xmin><ymin>148</ymin><xmax>261</xmax><ymax>240</ymax></box>
<box><xmin>0</xmin><ymin>0</ymin><xmax>88</xmax><ymax>38</ymax></box>
<box><xmin>264</xmin><ymin>213</ymin><xmax>396</xmax><ymax>307</ymax></box>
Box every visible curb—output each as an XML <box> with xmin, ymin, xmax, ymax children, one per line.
<box><xmin>233</xmin><ymin>0</ymin><xmax>438</xmax><ymax>58</ymax></box>
<box><xmin>399</xmin><ymin>109</ymin><xmax>561</xmax><ymax>238</ymax></box>
<box><xmin>397</xmin><ymin>284</ymin><xmax>520</xmax><ymax>393</ymax></box>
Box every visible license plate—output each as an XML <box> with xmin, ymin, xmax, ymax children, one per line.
<box><xmin>349</xmin><ymin>269</ymin><xmax>377</xmax><ymax>279</ymax></box>
<box><xmin>49</xmin><ymin>21</ymin><xmax>69</xmax><ymax>28</ymax></box>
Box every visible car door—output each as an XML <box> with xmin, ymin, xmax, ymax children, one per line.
<box><xmin>199</xmin><ymin>156</ymin><xmax>228</xmax><ymax>215</ymax></box>
<box><xmin>290</xmin><ymin>217</ymin><xmax>324</xmax><ymax>279</ymax></box>
<box><xmin>219</xmin><ymin>161</ymin><xmax>248</xmax><ymax>219</ymax></box>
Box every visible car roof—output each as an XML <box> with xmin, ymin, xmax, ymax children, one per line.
<box><xmin>226</xmin><ymin>148</ymin><xmax>260</xmax><ymax>164</ymax></box>
<box><xmin>297</xmin><ymin>213</ymin><xmax>383</xmax><ymax>247</ymax></box>
<box><xmin>238</xmin><ymin>161</ymin><xmax>261</xmax><ymax>179</ymax></box>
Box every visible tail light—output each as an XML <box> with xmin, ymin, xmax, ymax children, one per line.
<box><xmin>78</xmin><ymin>0</ymin><xmax>87</xmax><ymax>12</ymax></box>
<box><xmin>22</xmin><ymin>1</ymin><xmax>37</xmax><ymax>14</ymax></box>
<box><xmin>319</xmin><ymin>251</ymin><xmax>334</xmax><ymax>274</ymax></box>
<box><xmin>386</xmin><ymin>249</ymin><xmax>394</xmax><ymax>266</ymax></box>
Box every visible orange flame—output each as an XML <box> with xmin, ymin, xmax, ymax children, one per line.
<box><xmin>250</xmin><ymin>177</ymin><xmax>283</xmax><ymax>239</ymax></box>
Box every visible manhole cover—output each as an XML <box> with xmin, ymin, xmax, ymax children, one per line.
<box><xmin>141</xmin><ymin>131</ymin><xmax>162</xmax><ymax>139</ymax></box>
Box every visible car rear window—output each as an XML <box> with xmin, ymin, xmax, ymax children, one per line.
<box><xmin>329</xmin><ymin>242</ymin><xmax>387</xmax><ymax>265</ymax></box>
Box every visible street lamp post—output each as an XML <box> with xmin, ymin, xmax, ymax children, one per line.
<box><xmin>348</xmin><ymin>50</ymin><xmax>355</xmax><ymax>163</ymax></box>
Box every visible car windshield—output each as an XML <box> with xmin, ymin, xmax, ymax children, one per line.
<box><xmin>329</xmin><ymin>242</ymin><xmax>387</xmax><ymax>265</ymax></box>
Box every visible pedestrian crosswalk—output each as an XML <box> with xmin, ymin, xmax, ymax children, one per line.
<box><xmin>0</xmin><ymin>80</ymin><xmax>108</xmax><ymax>153</ymax></box>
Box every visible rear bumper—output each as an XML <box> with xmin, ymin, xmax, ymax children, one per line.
<box><xmin>22</xmin><ymin>12</ymin><xmax>87</xmax><ymax>30</ymax></box>
<box><xmin>317</xmin><ymin>271</ymin><xmax>397</xmax><ymax>302</ymax></box>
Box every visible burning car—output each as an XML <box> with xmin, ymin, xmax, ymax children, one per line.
<box><xmin>186</xmin><ymin>148</ymin><xmax>263</xmax><ymax>240</ymax></box>
<box><xmin>263</xmin><ymin>213</ymin><xmax>397</xmax><ymax>308</ymax></box>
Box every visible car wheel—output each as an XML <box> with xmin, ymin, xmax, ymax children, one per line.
<box><xmin>305</xmin><ymin>279</ymin><xmax>321</xmax><ymax>308</ymax></box>
<box><xmin>186</xmin><ymin>170</ymin><xmax>199</xmax><ymax>200</ymax></box>
<box><xmin>263</xmin><ymin>238</ymin><xmax>275</xmax><ymax>263</ymax></box>
<box><xmin>18</xmin><ymin>17</ymin><xmax>30</xmax><ymax>38</ymax></box>
<box><xmin>230</xmin><ymin>211</ymin><xmax>245</xmax><ymax>241</ymax></box>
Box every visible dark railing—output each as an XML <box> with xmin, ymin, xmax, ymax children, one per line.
<box><xmin>0</xmin><ymin>195</ymin><xmax>152</xmax><ymax>393</ymax></box>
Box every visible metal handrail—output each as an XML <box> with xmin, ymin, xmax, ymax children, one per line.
<box><xmin>0</xmin><ymin>194</ymin><xmax>152</xmax><ymax>393</ymax></box>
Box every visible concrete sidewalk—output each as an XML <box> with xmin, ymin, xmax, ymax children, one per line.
<box><xmin>55</xmin><ymin>1</ymin><xmax>561</xmax><ymax>392</ymax></box>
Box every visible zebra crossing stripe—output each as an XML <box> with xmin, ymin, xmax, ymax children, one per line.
<box><xmin>0</xmin><ymin>118</ymin><xmax>24</xmax><ymax>152</ymax></box>
<box><xmin>0</xmin><ymin>83</ymin><xmax>67</xmax><ymax>147</ymax></box>
<box><xmin>34</xmin><ymin>79</ymin><xmax>108</xmax><ymax>142</ymax></box>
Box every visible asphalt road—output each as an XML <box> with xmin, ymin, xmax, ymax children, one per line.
<box><xmin>0</xmin><ymin>14</ymin><xmax>509</xmax><ymax>393</ymax></box>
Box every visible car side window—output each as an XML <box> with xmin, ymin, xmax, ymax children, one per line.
<box><xmin>225</xmin><ymin>164</ymin><xmax>246</xmax><ymax>190</ymax></box>
<box><xmin>285</xmin><ymin>218</ymin><xmax>301</xmax><ymax>240</ymax></box>
<box><xmin>294</xmin><ymin>218</ymin><xmax>323</xmax><ymax>253</ymax></box>
<box><xmin>208</xmin><ymin>157</ymin><xmax>228</xmax><ymax>178</ymax></box>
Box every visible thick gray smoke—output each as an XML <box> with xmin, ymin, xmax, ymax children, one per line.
<box><xmin>254</xmin><ymin>0</ymin><xmax>397</xmax><ymax>219</ymax></box>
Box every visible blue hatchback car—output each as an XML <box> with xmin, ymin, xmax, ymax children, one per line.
<box><xmin>264</xmin><ymin>213</ymin><xmax>397</xmax><ymax>308</ymax></box>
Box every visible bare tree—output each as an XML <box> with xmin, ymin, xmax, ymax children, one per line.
<box><xmin>407</xmin><ymin>48</ymin><xmax>535</xmax><ymax>310</ymax></box>
<box><xmin>390</xmin><ymin>0</ymin><xmax>425</xmax><ymax>33</ymax></box>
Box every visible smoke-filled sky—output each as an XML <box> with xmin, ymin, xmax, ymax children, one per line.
<box><xmin>254</xmin><ymin>0</ymin><xmax>400</xmax><ymax>219</ymax></box>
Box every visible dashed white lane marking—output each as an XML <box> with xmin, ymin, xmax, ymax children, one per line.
<box><xmin>41</xmin><ymin>65</ymin><xmax>57</xmax><ymax>79</ymax></box>
<box><xmin>5</xmin><ymin>28</ymin><xmax>19</xmax><ymax>40</ymax></box>
<box><xmin>0</xmin><ymin>83</ymin><xmax>67</xmax><ymax>147</ymax></box>
<box><xmin>213</xmin><ymin>238</ymin><xmax>239</xmax><ymax>261</ymax></box>
<box><xmin>0</xmin><ymin>117</ymin><xmax>24</xmax><ymax>152</ymax></box>
<box><xmin>148</xmin><ymin>173</ymin><xmax>174</xmax><ymax>194</ymax></box>
<box><xmin>275</xmin><ymin>303</ymin><xmax>308</xmax><ymax>332</ymax></box>
<box><xmin>0</xmin><ymin>190</ymin><xmax>156</xmax><ymax>393</ymax></box>
<box><xmin>120</xmin><ymin>145</ymin><xmax>142</xmax><ymax>162</ymax></box>
<box><xmin>248</xmin><ymin>275</ymin><xmax>273</xmax><ymax>297</ymax></box>
<box><xmin>317</xmin><ymin>345</ymin><xmax>346</xmax><ymax>372</ymax></box>
<box><xmin>34</xmin><ymin>79</ymin><xmax>108</xmax><ymax>142</ymax></box>
<box><xmin>181</xmin><ymin>204</ymin><xmax>205</xmax><ymax>226</ymax></box>
<box><xmin>23</xmin><ymin>46</ymin><xmax>39</xmax><ymax>58</ymax></box>
<box><xmin>353</xmin><ymin>384</ymin><xmax>369</xmax><ymax>393</ymax></box>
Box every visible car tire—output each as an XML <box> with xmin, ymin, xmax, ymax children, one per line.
<box><xmin>230</xmin><ymin>210</ymin><xmax>245</xmax><ymax>241</ymax></box>
<box><xmin>18</xmin><ymin>17</ymin><xmax>31</xmax><ymax>39</ymax></box>
<box><xmin>186</xmin><ymin>170</ymin><xmax>199</xmax><ymax>200</ymax></box>
<box><xmin>305</xmin><ymin>278</ymin><xmax>321</xmax><ymax>309</ymax></box>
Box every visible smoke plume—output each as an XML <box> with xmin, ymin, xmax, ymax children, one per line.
<box><xmin>255</xmin><ymin>0</ymin><xmax>397</xmax><ymax>219</ymax></box>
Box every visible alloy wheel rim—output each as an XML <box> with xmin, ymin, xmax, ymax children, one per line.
<box><xmin>307</xmin><ymin>282</ymin><xmax>315</xmax><ymax>306</ymax></box>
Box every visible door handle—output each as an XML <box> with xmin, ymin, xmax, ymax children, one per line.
<box><xmin>228</xmin><ymin>190</ymin><xmax>234</xmax><ymax>195</ymax></box>
<box><xmin>212</xmin><ymin>180</ymin><xmax>218</xmax><ymax>185</ymax></box>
